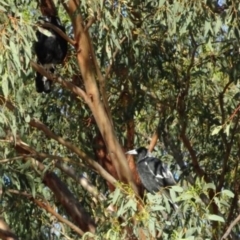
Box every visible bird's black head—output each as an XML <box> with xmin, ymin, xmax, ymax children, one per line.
<box><xmin>126</xmin><ymin>147</ymin><xmax>149</xmax><ymax>162</ymax></box>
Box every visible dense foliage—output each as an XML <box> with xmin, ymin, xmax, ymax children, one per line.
<box><xmin>0</xmin><ymin>0</ymin><xmax>240</xmax><ymax>239</ymax></box>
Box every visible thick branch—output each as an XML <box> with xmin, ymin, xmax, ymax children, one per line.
<box><xmin>44</xmin><ymin>171</ymin><xmax>96</xmax><ymax>233</ymax></box>
<box><xmin>61</xmin><ymin>0</ymin><xmax>138</xmax><ymax>195</ymax></box>
<box><xmin>88</xmin><ymin>30</ymin><xmax>114</xmax><ymax>126</ymax></box>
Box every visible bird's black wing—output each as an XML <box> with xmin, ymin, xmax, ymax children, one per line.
<box><xmin>146</xmin><ymin>157</ymin><xmax>176</xmax><ymax>187</ymax></box>
<box><xmin>137</xmin><ymin>156</ymin><xmax>163</xmax><ymax>193</ymax></box>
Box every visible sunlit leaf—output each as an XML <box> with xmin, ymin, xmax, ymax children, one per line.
<box><xmin>207</xmin><ymin>214</ymin><xmax>225</xmax><ymax>222</ymax></box>
<box><xmin>222</xmin><ymin>189</ymin><xmax>234</xmax><ymax>198</ymax></box>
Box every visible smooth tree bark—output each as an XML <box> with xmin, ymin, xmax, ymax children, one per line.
<box><xmin>61</xmin><ymin>0</ymin><xmax>139</xmax><ymax>195</ymax></box>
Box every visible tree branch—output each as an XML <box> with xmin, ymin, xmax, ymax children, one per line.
<box><xmin>148</xmin><ymin>131</ymin><xmax>158</xmax><ymax>152</ymax></box>
<box><xmin>159</xmin><ymin>124</ymin><xmax>210</xmax><ymax>206</ymax></box>
<box><xmin>61</xmin><ymin>0</ymin><xmax>139</xmax><ymax>195</ymax></box>
<box><xmin>39</xmin><ymin>22</ymin><xmax>76</xmax><ymax>46</ymax></box>
<box><xmin>221</xmin><ymin>213</ymin><xmax>240</xmax><ymax>240</ymax></box>
<box><xmin>0</xmin><ymin>95</ymin><xmax>117</xmax><ymax>193</ymax></box>
<box><xmin>30</xmin><ymin>61</ymin><xmax>91</xmax><ymax>104</ymax></box>
<box><xmin>55</xmin><ymin>161</ymin><xmax>106</xmax><ymax>201</ymax></box>
<box><xmin>8</xmin><ymin>189</ymin><xmax>84</xmax><ymax>236</ymax></box>
<box><xmin>29</xmin><ymin>118</ymin><xmax>117</xmax><ymax>187</ymax></box>
<box><xmin>217</xmin><ymin>80</ymin><xmax>235</xmax><ymax>192</ymax></box>
<box><xmin>7</xmin><ymin>135</ymin><xmax>96</xmax><ymax>233</ymax></box>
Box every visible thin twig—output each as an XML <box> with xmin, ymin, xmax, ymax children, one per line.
<box><xmin>0</xmin><ymin>156</ymin><xmax>29</xmax><ymax>163</ymax></box>
<box><xmin>221</xmin><ymin>213</ymin><xmax>240</xmax><ymax>240</ymax></box>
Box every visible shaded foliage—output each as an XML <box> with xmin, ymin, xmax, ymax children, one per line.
<box><xmin>0</xmin><ymin>0</ymin><xmax>240</xmax><ymax>239</ymax></box>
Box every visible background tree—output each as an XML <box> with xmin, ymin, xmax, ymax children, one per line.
<box><xmin>0</xmin><ymin>0</ymin><xmax>240</xmax><ymax>239</ymax></box>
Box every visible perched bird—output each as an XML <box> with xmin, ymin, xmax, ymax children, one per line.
<box><xmin>34</xmin><ymin>16</ymin><xmax>68</xmax><ymax>93</ymax></box>
<box><xmin>126</xmin><ymin>146</ymin><xmax>177</xmax><ymax>209</ymax></box>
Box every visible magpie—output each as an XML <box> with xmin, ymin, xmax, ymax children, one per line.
<box><xmin>34</xmin><ymin>16</ymin><xmax>68</xmax><ymax>93</ymax></box>
<box><xmin>126</xmin><ymin>147</ymin><xmax>178</xmax><ymax>209</ymax></box>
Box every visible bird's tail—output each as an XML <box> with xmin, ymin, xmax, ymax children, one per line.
<box><xmin>35</xmin><ymin>64</ymin><xmax>55</xmax><ymax>93</ymax></box>
<box><xmin>162</xmin><ymin>189</ymin><xmax>179</xmax><ymax>211</ymax></box>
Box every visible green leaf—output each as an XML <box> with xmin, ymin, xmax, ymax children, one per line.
<box><xmin>203</xmin><ymin>183</ymin><xmax>216</xmax><ymax>191</ymax></box>
<box><xmin>150</xmin><ymin>205</ymin><xmax>165</xmax><ymax>211</ymax></box>
<box><xmin>207</xmin><ymin>214</ymin><xmax>225</xmax><ymax>222</ymax></box>
<box><xmin>185</xmin><ymin>227</ymin><xmax>197</xmax><ymax>237</ymax></box>
<box><xmin>222</xmin><ymin>189</ymin><xmax>234</xmax><ymax>198</ymax></box>
<box><xmin>2</xmin><ymin>75</ymin><xmax>8</xmax><ymax>97</ymax></box>
<box><xmin>123</xmin><ymin>198</ymin><xmax>137</xmax><ymax>212</ymax></box>
<box><xmin>211</xmin><ymin>125</ymin><xmax>222</xmax><ymax>135</ymax></box>
<box><xmin>159</xmin><ymin>0</ymin><xmax>166</xmax><ymax>7</ymax></box>
<box><xmin>171</xmin><ymin>186</ymin><xmax>183</xmax><ymax>192</ymax></box>
<box><xmin>176</xmin><ymin>192</ymin><xmax>193</xmax><ymax>201</ymax></box>
<box><xmin>224</xmin><ymin>124</ymin><xmax>231</xmax><ymax>136</ymax></box>
<box><xmin>111</xmin><ymin>188</ymin><xmax>121</xmax><ymax>205</ymax></box>
<box><xmin>25</xmin><ymin>114</ymin><xmax>31</xmax><ymax>123</ymax></box>
<box><xmin>170</xmin><ymin>189</ymin><xmax>176</xmax><ymax>202</ymax></box>
<box><xmin>0</xmin><ymin>5</ymin><xmax>6</xmax><ymax>11</ymax></box>
<box><xmin>148</xmin><ymin>218</ymin><xmax>156</xmax><ymax>237</ymax></box>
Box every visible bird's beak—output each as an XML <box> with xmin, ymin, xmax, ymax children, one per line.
<box><xmin>125</xmin><ymin>149</ymin><xmax>138</xmax><ymax>155</ymax></box>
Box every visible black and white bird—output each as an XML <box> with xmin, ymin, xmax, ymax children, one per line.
<box><xmin>126</xmin><ymin>147</ymin><xmax>177</xmax><ymax>209</ymax></box>
<box><xmin>34</xmin><ymin>16</ymin><xmax>68</xmax><ymax>93</ymax></box>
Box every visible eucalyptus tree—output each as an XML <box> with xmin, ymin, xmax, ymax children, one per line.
<box><xmin>0</xmin><ymin>0</ymin><xmax>240</xmax><ymax>239</ymax></box>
